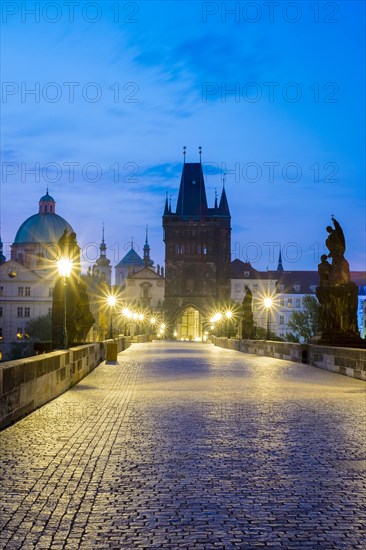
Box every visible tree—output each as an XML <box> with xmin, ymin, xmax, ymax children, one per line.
<box><xmin>288</xmin><ymin>295</ymin><xmax>321</xmax><ymax>343</ymax></box>
<box><xmin>285</xmin><ymin>332</ymin><xmax>300</xmax><ymax>343</ymax></box>
<box><xmin>254</xmin><ymin>325</ymin><xmax>284</xmax><ymax>341</ymax></box>
<box><xmin>25</xmin><ymin>314</ymin><xmax>52</xmax><ymax>341</ymax></box>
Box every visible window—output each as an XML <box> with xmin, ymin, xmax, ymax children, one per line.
<box><xmin>279</xmin><ymin>284</ymin><xmax>285</xmax><ymax>291</ymax></box>
<box><xmin>0</xmin><ymin>307</ymin><xmax>2</xmax><ymax>317</ymax></box>
<box><xmin>279</xmin><ymin>298</ymin><xmax>285</xmax><ymax>307</ymax></box>
<box><xmin>203</xmin><ymin>246</ymin><xmax>207</xmax><ymax>255</ymax></box>
<box><xmin>296</xmin><ymin>298</ymin><xmax>301</xmax><ymax>308</ymax></box>
<box><xmin>25</xmin><ymin>287</ymin><xmax>31</xmax><ymax>296</ymax></box>
<box><xmin>279</xmin><ymin>315</ymin><xmax>285</xmax><ymax>325</ymax></box>
<box><xmin>18</xmin><ymin>286</ymin><xmax>24</xmax><ymax>296</ymax></box>
<box><xmin>244</xmin><ymin>271</ymin><xmax>249</xmax><ymax>278</ymax></box>
<box><xmin>0</xmin><ymin>286</ymin><xmax>3</xmax><ymax>296</ymax></box>
<box><xmin>24</xmin><ymin>307</ymin><xmax>30</xmax><ymax>318</ymax></box>
<box><xmin>17</xmin><ymin>307</ymin><xmax>23</xmax><ymax>317</ymax></box>
<box><xmin>294</xmin><ymin>285</ymin><xmax>300</xmax><ymax>292</ymax></box>
<box><xmin>288</xmin><ymin>298</ymin><xmax>293</xmax><ymax>307</ymax></box>
<box><xmin>234</xmin><ymin>283</ymin><xmax>241</xmax><ymax>292</ymax></box>
<box><xmin>48</xmin><ymin>308</ymin><xmax>52</xmax><ymax>316</ymax></box>
<box><xmin>49</xmin><ymin>287</ymin><xmax>54</xmax><ymax>297</ymax></box>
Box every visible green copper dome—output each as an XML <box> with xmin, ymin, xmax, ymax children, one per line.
<box><xmin>13</xmin><ymin>213</ymin><xmax>74</xmax><ymax>244</ymax></box>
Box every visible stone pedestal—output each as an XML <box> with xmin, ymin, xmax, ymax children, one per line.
<box><xmin>316</xmin><ymin>281</ymin><xmax>365</xmax><ymax>348</ymax></box>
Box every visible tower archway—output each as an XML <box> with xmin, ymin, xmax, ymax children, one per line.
<box><xmin>173</xmin><ymin>304</ymin><xmax>204</xmax><ymax>341</ymax></box>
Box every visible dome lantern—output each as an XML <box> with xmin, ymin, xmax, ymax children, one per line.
<box><xmin>39</xmin><ymin>189</ymin><xmax>56</xmax><ymax>214</ymax></box>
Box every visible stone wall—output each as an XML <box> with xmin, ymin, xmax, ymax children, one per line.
<box><xmin>212</xmin><ymin>337</ymin><xmax>366</xmax><ymax>381</ymax></box>
<box><xmin>0</xmin><ymin>335</ymin><xmax>149</xmax><ymax>429</ymax></box>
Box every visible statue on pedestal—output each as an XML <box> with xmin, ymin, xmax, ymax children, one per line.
<box><xmin>241</xmin><ymin>285</ymin><xmax>254</xmax><ymax>339</ymax></box>
<box><xmin>316</xmin><ymin>216</ymin><xmax>361</xmax><ymax>346</ymax></box>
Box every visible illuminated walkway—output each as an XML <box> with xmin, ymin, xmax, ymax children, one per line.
<box><xmin>0</xmin><ymin>342</ymin><xmax>365</xmax><ymax>549</ymax></box>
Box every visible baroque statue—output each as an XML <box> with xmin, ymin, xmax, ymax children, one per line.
<box><xmin>241</xmin><ymin>285</ymin><xmax>254</xmax><ymax>339</ymax></box>
<box><xmin>316</xmin><ymin>216</ymin><xmax>361</xmax><ymax>346</ymax></box>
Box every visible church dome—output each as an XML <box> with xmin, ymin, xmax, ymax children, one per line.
<box><xmin>11</xmin><ymin>191</ymin><xmax>77</xmax><ymax>269</ymax></box>
<box><xmin>13</xmin><ymin>191</ymin><xmax>74</xmax><ymax>244</ymax></box>
<box><xmin>13</xmin><ymin>213</ymin><xmax>74</xmax><ymax>244</ymax></box>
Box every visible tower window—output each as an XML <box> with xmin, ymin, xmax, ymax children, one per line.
<box><xmin>17</xmin><ymin>307</ymin><xmax>23</xmax><ymax>317</ymax></box>
<box><xmin>25</xmin><ymin>287</ymin><xmax>31</xmax><ymax>296</ymax></box>
<box><xmin>24</xmin><ymin>307</ymin><xmax>30</xmax><ymax>318</ymax></box>
<box><xmin>18</xmin><ymin>287</ymin><xmax>24</xmax><ymax>296</ymax></box>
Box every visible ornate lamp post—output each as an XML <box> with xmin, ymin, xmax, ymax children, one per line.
<box><xmin>150</xmin><ymin>316</ymin><xmax>156</xmax><ymax>336</ymax></box>
<box><xmin>57</xmin><ymin>258</ymin><xmax>73</xmax><ymax>349</ymax></box>
<box><xmin>264</xmin><ymin>297</ymin><xmax>273</xmax><ymax>340</ymax></box>
<box><xmin>225</xmin><ymin>310</ymin><xmax>233</xmax><ymax>338</ymax></box>
<box><xmin>107</xmin><ymin>295</ymin><xmax>117</xmax><ymax>339</ymax></box>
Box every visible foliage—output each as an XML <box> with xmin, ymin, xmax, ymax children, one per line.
<box><xmin>285</xmin><ymin>331</ymin><xmax>300</xmax><ymax>343</ymax></box>
<box><xmin>25</xmin><ymin>314</ymin><xmax>52</xmax><ymax>341</ymax></box>
<box><xmin>254</xmin><ymin>325</ymin><xmax>284</xmax><ymax>341</ymax></box>
<box><xmin>288</xmin><ymin>295</ymin><xmax>321</xmax><ymax>343</ymax></box>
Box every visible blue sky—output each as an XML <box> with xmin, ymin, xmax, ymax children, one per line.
<box><xmin>1</xmin><ymin>0</ymin><xmax>365</xmax><ymax>274</ymax></box>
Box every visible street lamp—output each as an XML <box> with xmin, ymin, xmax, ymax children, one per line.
<box><xmin>150</xmin><ymin>316</ymin><xmax>156</xmax><ymax>336</ymax></box>
<box><xmin>107</xmin><ymin>295</ymin><xmax>117</xmax><ymax>339</ymax></box>
<box><xmin>137</xmin><ymin>313</ymin><xmax>144</xmax><ymax>334</ymax></box>
<box><xmin>57</xmin><ymin>257</ymin><xmax>73</xmax><ymax>349</ymax></box>
<box><xmin>264</xmin><ymin>297</ymin><xmax>273</xmax><ymax>340</ymax></box>
<box><xmin>225</xmin><ymin>310</ymin><xmax>233</xmax><ymax>338</ymax></box>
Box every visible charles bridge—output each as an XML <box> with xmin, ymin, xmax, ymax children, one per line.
<box><xmin>0</xmin><ymin>339</ymin><xmax>365</xmax><ymax>549</ymax></box>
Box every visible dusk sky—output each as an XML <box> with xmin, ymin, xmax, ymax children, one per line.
<box><xmin>1</xmin><ymin>0</ymin><xmax>365</xmax><ymax>275</ymax></box>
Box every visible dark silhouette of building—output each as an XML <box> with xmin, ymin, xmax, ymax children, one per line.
<box><xmin>162</xmin><ymin>153</ymin><xmax>231</xmax><ymax>339</ymax></box>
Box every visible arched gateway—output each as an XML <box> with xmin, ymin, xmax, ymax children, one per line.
<box><xmin>173</xmin><ymin>304</ymin><xmax>203</xmax><ymax>341</ymax></box>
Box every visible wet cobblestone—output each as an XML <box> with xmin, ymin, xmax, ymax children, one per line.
<box><xmin>0</xmin><ymin>342</ymin><xmax>365</xmax><ymax>549</ymax></box>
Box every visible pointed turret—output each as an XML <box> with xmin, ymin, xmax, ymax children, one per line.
<box><xmin>218</xmin><ymin>186</ymin><xmax>230</xmax><ymax>216</ymax></box>
<box><xmin>0</xmin><ymin>234</ymin><xmax>6</xmax><ymax>265</ymax></box>
<box><xmin>277</xmin><ymin>249</ymin><xmax>284</xmax><ymax>272</ymax></box>
<box><xmin>164</xmin><ymin>192</ymin><xmax>169</xmax><ymax>215</ymax></box>
<box><xmin>143</xmin><ymin>225</ymin><xmax>152</xmax><ymax>267</ymax></box>
<box><xmin>99</xmin><ymin>223</ymin><xmax>107</xmax><ymax>258</ymax></box>
<box><xmin>94</xmin><ymin>224</ymin><xmax>111</xmax><ymax>285</ymax></box>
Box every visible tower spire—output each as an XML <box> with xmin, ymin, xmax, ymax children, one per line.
<box><xmin>199</xmin><ymin>146</ymin><xmax>202</xmax><ymax>163</ymax></box>
<box><xmin>99</xmin><ymin>223</ymin><xmax>107</xmax><ymax>257</ymax></box>
<box><xmin>164</xmin><ymin>191</ymin><xmax>169</xmax><ymax>215</ymax></box>
<box><xmin>143</xmin><ymin>225</ymin><xmax>151</xmax><ymax>267</ymax></box>
<box><xmin>277</xmin><ymin>248</ymin><xmax>284</xmax><ymax>272</ymax></box>
<box><xmin>183</xmin><ymin>145</ymin><xmax>186</xmax><ymax>164</ymax></box>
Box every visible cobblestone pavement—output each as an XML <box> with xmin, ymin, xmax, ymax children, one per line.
<box><xmin>0</xmin><ymin>342</ymin><xmax>365</xmax><ymax>549</ymax></box>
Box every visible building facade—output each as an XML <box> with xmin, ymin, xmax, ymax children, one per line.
<box><xmin>163</xmin><ymin>161</ymin><xmax>231</xmax><ymax>339</ymax></box>
<box><xmin>0</xmin><ymin>192</ymin><xmax>78</xmax><ymax>360</ymax></box>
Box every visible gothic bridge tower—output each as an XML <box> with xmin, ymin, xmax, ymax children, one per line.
<box><xmin>162</xmin><ymin>148</ymin><xmax>231</xmax><ymax>339</ymax></box>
